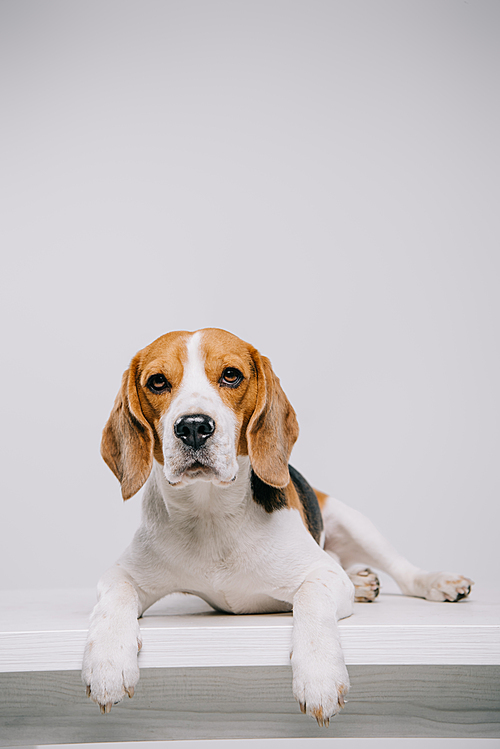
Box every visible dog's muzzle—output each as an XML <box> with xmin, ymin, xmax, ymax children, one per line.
<box><xmin>163</xmin><ymin>408</ymin><xmax>238</xmax><ymax>486</ymax></box>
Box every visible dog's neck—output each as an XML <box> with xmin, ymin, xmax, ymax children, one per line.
<box><xmin>150</xmin><ymin>455</ymin><xmax>253</xmax><ymax>523</ymax></box>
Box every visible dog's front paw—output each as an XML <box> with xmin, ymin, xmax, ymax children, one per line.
<box><xmin>418</xmin><ymin>571</ymin><xmax>474</xmax><ymax>602</ymax></box>
<box><xmin>82</xmin><ymin>626</ymin><xmax>142</xmax><ymax>713</ymax></box>
<box><xmin>291</xmin><ymin>646</ymin><xmax>349</xmax><ymax>727</ymax></box>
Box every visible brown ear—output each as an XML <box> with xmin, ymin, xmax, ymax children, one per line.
<box><xmin>101</xmin><ymin>357</ymin><xmax>154</xmax><ymax>500</ymax></box>
<box><xmin>246</xmin><ymin>351</ymin><xmax>299</xmax><ymax>488</ymax></box>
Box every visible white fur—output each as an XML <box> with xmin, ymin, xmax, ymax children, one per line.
<box><xmin>83</xmin><ymin>455</ymin><xmax>355</xmax><ymax>718</ymax></box>
<box><xmin>83</xmin><ymin>333</ymin><xmax>473</xmax><ymax>723</ymax></box>
<box><xmin>321</xmin><ymin>497</ymin><xmax>472</xmax><ymax>603</ymax></box>
<box><xmin>161</xmin><ymin>332</ymin><xmax>239</xmax><ymax>486</ymax></box>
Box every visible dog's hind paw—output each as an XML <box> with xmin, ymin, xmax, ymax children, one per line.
<box><xmin>347</xmin><ymin>564</ymin><xmax>380</xmax><ymax>602</ymax></box>
<box><xmin>419</xmin><ymin>572</ymin><xmax>474</xmax><ymax>602</ymax></box>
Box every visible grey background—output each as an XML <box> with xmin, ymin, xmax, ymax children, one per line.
<box><xmin>1</xmin><ymin>0</ymin><xmax>498</xmax><ymax>594</ymax></box>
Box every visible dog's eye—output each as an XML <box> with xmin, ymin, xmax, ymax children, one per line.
<box><xmin>146</xmin><ymin>373</ymin><xmax>170</xmax><ymax>393</ymax></box>
<box><xmin>220</xmin><ymin>367</ymin><xmax>243</xmax><ymax>388</ymax></box>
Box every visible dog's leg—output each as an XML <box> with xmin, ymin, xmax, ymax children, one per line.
<box><xmin>291</xmin><ymin>562</ymin><xmax>354</xmax><ymax>726</ymax></box>
<box><xmin>322</xmin><ymin>497</ymin><xmax>473</xmax><ymax>602</ymax></box>
<box><xmin>82</xmin><ymin>564</ymin><xmax>158</xmax><ymax>713</ymax></box>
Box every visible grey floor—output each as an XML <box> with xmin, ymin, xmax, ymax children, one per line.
<box><xmin>4</xmin><ymin>738</ymin><xmax>497</xmax><ymax>748</ymax></box>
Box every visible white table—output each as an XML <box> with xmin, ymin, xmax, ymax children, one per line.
<box><xmin>0</xmin><ymin>586</ymin><xmax>499</xmax><ymax>744</ymax></box>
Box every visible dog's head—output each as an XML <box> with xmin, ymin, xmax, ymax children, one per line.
<box><xmin>101</xmin><ymin>328</ymin><xmax>299</xmax><ymax>500</ymax></box>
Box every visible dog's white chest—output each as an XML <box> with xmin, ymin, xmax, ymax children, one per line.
<box><xmin>129</xmin><ymin>467</ymin><xmax>326</xmax><ymax>614</ymax></box>
<box><xmin>180</xmin><ymin>566</ymin><xmax>294</xmax><ymax>615</ymax></box>
<box><xmin>153</xmin><ymin>517</ymin><xmax>303</xmax><ymax>613</ymax></box>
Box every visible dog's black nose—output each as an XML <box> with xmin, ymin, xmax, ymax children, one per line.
<box><xmin>174</xmin><ymin>414</ymin><xmax>216</xmax><ymax>450</ymax></box>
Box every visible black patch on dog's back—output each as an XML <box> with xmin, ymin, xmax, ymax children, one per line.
<box><xmin>288</xmin><ymin>464</ymin><xmax>324</xmax><ymax>545</ymax></box>
<box><xmin>250</xmin><ymin>469</ymin><xmax>287</xmax><ymax>513</ymax></box>
<box><xmin>250</xmin><ymin>465</ymin><xmax>324</xmax><ymax>544</ymax></box>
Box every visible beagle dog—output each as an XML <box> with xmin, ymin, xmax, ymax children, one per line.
<box><xmin>82</xmin><ymin>328</ymin><xmax>473</xmax><ymax>726</ymax></box>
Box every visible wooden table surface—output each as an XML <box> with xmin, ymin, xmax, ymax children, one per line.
<box><xmin>0</xmin><ymin>586</ymin><xmax>499</xmax><ymax>743</ymax></box>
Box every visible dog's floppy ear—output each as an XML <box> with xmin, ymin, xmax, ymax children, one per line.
<box><xmin>246</xmin><ymin>350</ymin><xmax>299</xmax><ymax>489</ymax></box>
<box><xmin>101</xmin><ymin>356</ymin><xmax>154</xmax><ymax>500</ymax></box>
